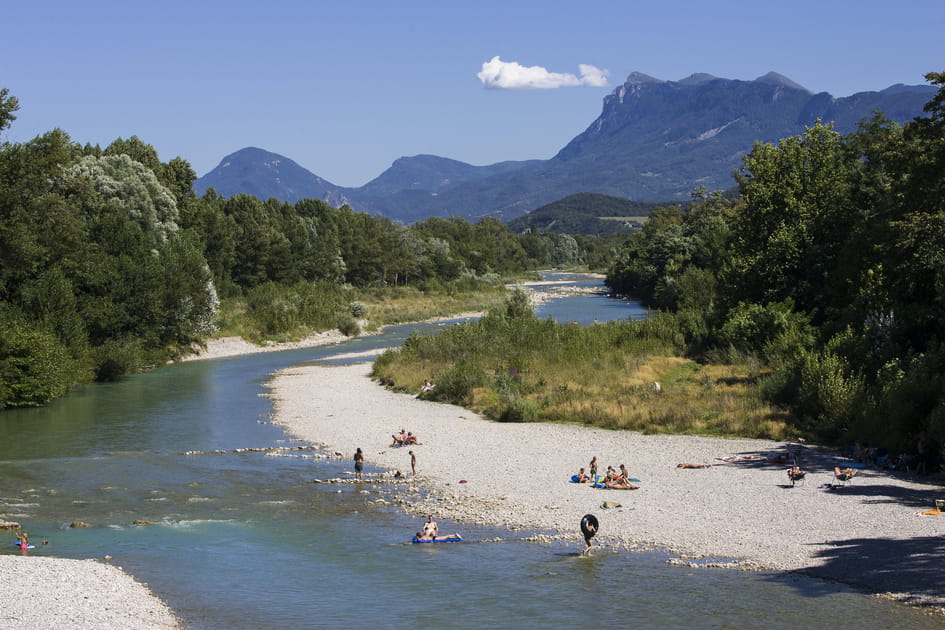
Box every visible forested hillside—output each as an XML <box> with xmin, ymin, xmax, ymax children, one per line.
<box><xmin>0</xmin><ymin>88</ymin><xmax>594</xmax><ymax>409</ymax></box>
<box><xmin>605</xmin><ymin>72</ymin><xmax>945</xmax><ymax>456</ymax></box>
<box><xmin>506</xmin><ymin>192</ymin><xmax>664</xmax><ymax>236</ymax></box>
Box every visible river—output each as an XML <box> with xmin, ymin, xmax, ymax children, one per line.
<box><xmin>0</xmin><ymin>274</ymin><xmax>938</xmax><ymax>628</ymax></box>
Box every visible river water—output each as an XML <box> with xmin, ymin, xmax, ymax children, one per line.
<box><xmin>0</xmin><ymin>274</ymin><xmax>938</xmax><ymax>629</ymax></box>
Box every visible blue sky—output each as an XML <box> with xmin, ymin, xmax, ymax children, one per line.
<box><xmin>3</xmin><ymin>1</ymin><xmax>942</xmax><ymax>187</ymax></box>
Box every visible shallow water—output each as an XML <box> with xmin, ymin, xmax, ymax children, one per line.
<box><xmin>0</xmin><ymin>276</ymin><xmax>939</xmax><ymax>629</ymax></box>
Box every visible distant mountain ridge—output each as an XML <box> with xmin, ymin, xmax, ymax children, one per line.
<box><xmin>194</xmin><ymin>72</ymin><xmax>935</xmax><ymax>221</ymax></box>
<box><xmin>193</xmin><ymin>147</ymin><xmax>351</xmax><ymax>206</ymax></box>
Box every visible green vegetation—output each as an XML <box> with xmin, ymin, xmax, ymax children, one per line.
<box><xmin>373</xmin><ymin>291</ymin><xmax>794</xmax><ymax>440</ymax></box>
<box><xmin>506</xmin><ymin>192</ymin><xmax>663</xmax><ymax>236</ymax></box>
<box><xmin>375</xmin><ymin>72</ymin><xmax>945</xmax><ymax>457</ymax></box>
<box><xmin>603</xmin><ymin>72</ymin><xmax>945</xmax><ymax>454</ymax></box>
<box><xmin>0</xmin><ymin>88</ymin><xmax>599</xmax><ymax>409</ymax></box>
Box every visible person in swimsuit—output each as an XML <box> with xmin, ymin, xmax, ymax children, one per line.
<box><xmin>15</xmin><ymin>530</ymin><xmax>29</xmax><ymax>550</ymax></box>
<box><xmin>582</xmin><ymin>520</ymin><xmax>596</xmax><ymax>555</ymax></box>
<box><xmin>353</xmin><ymin>448</ymin><xmax>364</xmax><ymax>480</ymax></box>
<box><xmin>391</xmin><ymin>429</ymin><xmax>407</xmax><ymax>446</ymax></box>
<box><xmin>421</xmin><ymin>515</ymin><xmax>438</xmax><ymax>540</ymax></box>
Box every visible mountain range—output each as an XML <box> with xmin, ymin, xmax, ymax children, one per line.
<box><xmin>194</xmin><ymin>71</ymin><xmax>935</xmax><ymax>223</ymax></box>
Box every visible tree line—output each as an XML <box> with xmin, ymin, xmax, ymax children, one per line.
<box><xmin>606</xmin><ymin>72</ymin><xmax>945</xmax><ymax>455</ymax></box>
<box><xmin>0</xmin><ymin>88</ymin><xmax>600</xmax><ymax>409</ymax></box>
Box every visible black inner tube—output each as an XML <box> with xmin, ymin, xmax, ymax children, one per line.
<box><xmin>580</xmin><ymin>514</ymin><xmax>599</xmax><ymax>539</ymax></box>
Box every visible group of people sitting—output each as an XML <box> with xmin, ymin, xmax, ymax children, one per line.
<box><xmin>391</xmin><ymin>429</ymin><xmax>421</xmax><ymax>447</ymax></box>
<box><xmin>574</xmin><ymin>461</ymin><xmax>638</xmax><ymax>489</ymax></box>
<box><xmin>846</xmin><ymin>439</ymin><xmax>940</xmax><ymax>476</ymax></box>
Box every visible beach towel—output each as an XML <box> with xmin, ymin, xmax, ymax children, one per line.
<box><xmin>716</xmin><ymin>455</ymin><xmax>764</xmax><ymax>463</ymax></box>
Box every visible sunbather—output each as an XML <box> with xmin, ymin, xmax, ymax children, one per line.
<box><xmin>787</xmin><ymin>465</ymin><xmax>806</xmax><ymax>486</ymax></box>
<box><xmin>677</xmin><ymin>463</ymin><xmax>711</xmax><ymax>469</ymax></box>
<box><xmin>834</xmin><ymin>466</ymin><xmax>856</xmax><ymax>481</ymax></box>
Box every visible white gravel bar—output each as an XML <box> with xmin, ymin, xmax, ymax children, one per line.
<box><xmin>0</xmin><ymin>556</ymin><xmax>179</xmax><ymax>629</ymax></box>
<box><xmin>269</xmin><ymin>361</ymin><xmax>945</xmax><ymax>608</ymax></box>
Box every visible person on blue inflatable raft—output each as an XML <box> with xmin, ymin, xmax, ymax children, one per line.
<box><xmin>415</xmin><ymin>515</ymin><xmax>438</xmax><ymax>541</ymax></box>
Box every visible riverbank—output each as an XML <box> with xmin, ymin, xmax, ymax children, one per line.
<box><xmin>269</xmin><ymin>361</ymin><xmax>945</xmax><ymax>609</ymax></box>
<box><xmin>181</xmin><ymin>274</ymin><xmax>604</xmax><ymax>362</ymax></box>
<box><xmin>180</xmin><ymin>330</ymin><xmax>359</xmax><ymax>362</ymax></box>
<box><xmin>0</xmin><ymin>556</ymin><xmax>179</xmax><ymax>629</ymax></box>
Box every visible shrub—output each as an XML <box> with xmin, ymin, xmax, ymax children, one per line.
<box><xmin>498</xmin><ymin>393</ymin><xmax>539</xmax><ymax>422</ymax></box>
<box><xmin>0</xmin><ymin>314</ymin><xmax>76</xmax><ymax>407</ymax></box>
<box><xmin>336</xmin><ymin>316</ymin><xmax>361</xmax><ymax>337</ymax></box>
<box><xmin>93</xmin><ymin>336</ymin><xmax>143</xmax><ymax>382</ymax></box>
<box><xmin>432</xmin><ymin>361</ymin><xmax>486</xmax><ymax>403</ymax></box>
<box><xmin>796</xmin><ymin>349</ymin><xmax>866</xmax><ymax>436</ymax></box>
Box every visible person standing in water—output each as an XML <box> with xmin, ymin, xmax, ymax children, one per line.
<box><xmin>580</xmin><ymin>514</ymin><xmax>598</xmax><ymax>555</ymax></box>
<box><xmin>353</xmin><ymin>447</ymin><xmax>364</xmax><ymax>480</ymax></box>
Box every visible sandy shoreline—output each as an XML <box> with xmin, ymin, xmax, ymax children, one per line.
<box><xmin>269</xmin><ymin>361</ymin><xmax>945</xmax><ymax>609</ymax></box>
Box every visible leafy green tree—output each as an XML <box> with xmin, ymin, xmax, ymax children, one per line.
<box><xmin>104</xmin><ymin>136</ymin><xmax>162</xmax><ymax>174</ymax></box>
<box><xmin>728</xmin><ymin>121</ymin><xmax>855</xmax><ymax>318</ymax></box>
<box><xmin>0</xmin><ymin>306</ymin><xmax>75</xmax><ymax>407</ymax></box>
<box><xmin>0</xmin><ymin>88</ymin><xmax>19</xmax><ymax>133</ymax></box>
<box><xmin>62</xmin><ymin>154</ymin><xmax>180</xmax><ymax>243</ymax></box>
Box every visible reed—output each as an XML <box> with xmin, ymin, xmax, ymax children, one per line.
<box><xmin>373</xmin><ymin>311</ymin><xmax>799</xmax><ymax>441</ymax></box>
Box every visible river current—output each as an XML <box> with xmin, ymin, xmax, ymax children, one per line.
<box><xmin>0</xmin><ymin>274</ymin><xmax>938</xmax><ymax>629</ymax></box>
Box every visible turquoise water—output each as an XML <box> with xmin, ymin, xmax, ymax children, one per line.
<box><xmin>0</xmin><ymin>278</ymin><xmax>939</xmax><ymax>629</ymax></box>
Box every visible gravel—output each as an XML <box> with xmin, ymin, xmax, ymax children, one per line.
<box><xmin>269</xmin><ymin>362</ymin><xmax>945</xmax><ymax>608</ymax></box>
<box><xmin>0</xmin><ymin>556</ymin><xmax>179</xmax><ymax>629</ymax></box>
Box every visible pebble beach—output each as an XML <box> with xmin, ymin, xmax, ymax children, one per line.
<box><xmin>0</xmin><ymin>556</ymin><xmax>179</xmax><ymax>629</ymax></box>
<box><xmin>269</xmin><ymin>361</ymin><xmax>945</xmax><ymax>609</ymax></box>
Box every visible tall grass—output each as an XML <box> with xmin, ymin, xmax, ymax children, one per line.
<box><xmin>373</xmin><ymin>309</ymin><xmax>799</xmax><ymax>440</ymax></box>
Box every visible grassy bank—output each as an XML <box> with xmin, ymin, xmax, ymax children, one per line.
<box><xmin>372</xmin><ymin>303</ymin><xmax>799</xmax><ymax>441</ymax></box>
<box><xmin>210</xmin><ymin>278</ymin><xmax>514</xmax><ymax>344</ymax></box>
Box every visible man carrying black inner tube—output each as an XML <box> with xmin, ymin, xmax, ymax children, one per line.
<box><xmin>581</xmin><ymin>514</ymin><xmax>598</xmax><ymax>555</ymax></box>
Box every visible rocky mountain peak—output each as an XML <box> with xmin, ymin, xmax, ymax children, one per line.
<box><xmin>624</xmin><ymin>71</ymin><xmax>664</xmax><ymax>85</ymax></box>
<box><xmin>753</xmin><ymin>71</ymin><xmax>809</xmax><ymax>92</ymax></box>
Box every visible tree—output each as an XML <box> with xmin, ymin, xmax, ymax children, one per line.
<box><xmin>728</xmin><ymin>122</ymin><xmax>855</xmax><ymax>319</ymax></box>
<box><xmin>0</xmin><ymin>88</ymin><xmax>19</xmax><ymax>133</ymax></box>
<box><xmin>62</xmin><ymin>154</ymin><xmax>180</xmax><ymax>243</ymax></box>
<box><xmin>0</xmin><ymin>307</ymin><xmax>76</xmax><ymax>408</ymax></box>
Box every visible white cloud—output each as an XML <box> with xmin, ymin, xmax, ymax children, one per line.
<box><xmin>477</xmin><ymin>56</ymin><xmax>609</xmax><ymax>90</ymax></box>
